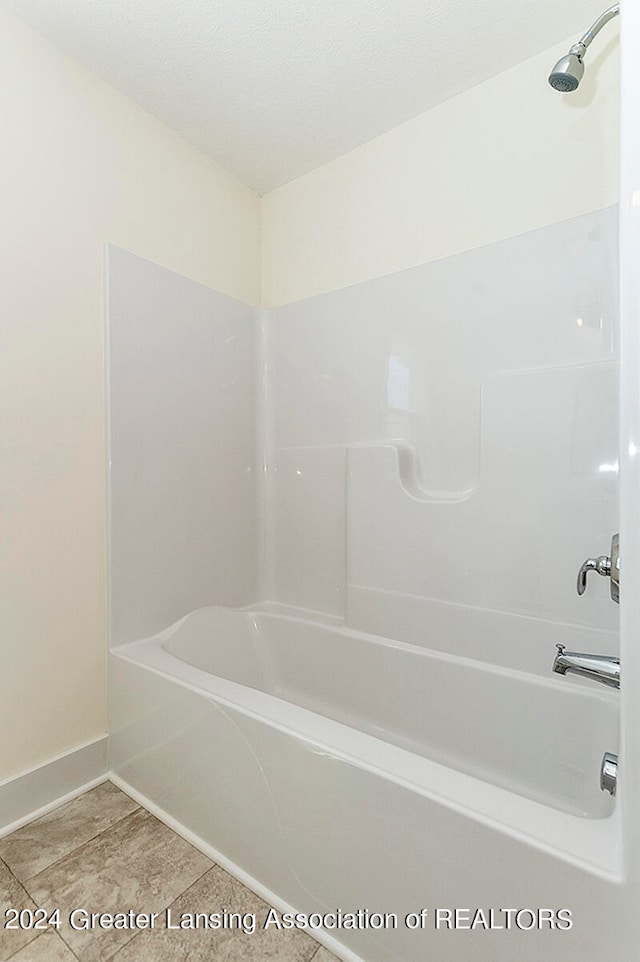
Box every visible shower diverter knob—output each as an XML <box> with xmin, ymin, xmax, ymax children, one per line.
<box><xmin>576</xmin><ymin>533</ymin><xmax>619</xmax><ymax>604</ymax></box>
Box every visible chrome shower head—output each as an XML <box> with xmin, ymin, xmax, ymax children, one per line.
<box><xmin>548</xmin><ymin>50</ymin><xmax>585</xmax><ymax>91</ymax></box>
<box><xmin>548</xmin><ymin>3</ymin><xmax>619</xmax><ymax>93</ymax></box>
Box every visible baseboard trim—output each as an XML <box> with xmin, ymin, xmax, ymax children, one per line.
<box><xmin>109</xmin><ymin>772</ymin><xmax>364</xmax><ymax>962</ymax></box>
<box><xmin>0</xmin><ymin>736</ymin><xmax>109</xmax><ymax>838</ymax></box>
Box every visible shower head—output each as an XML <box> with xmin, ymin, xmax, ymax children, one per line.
<box><xmin>548</xmin><ymin>3</ymin><xmax>619</xmax><ymax>93</ymax></box>
<box><xmin>548</xmin><ymin>49</ymin><xmax>585</xmax><ymax>91</ymax></box>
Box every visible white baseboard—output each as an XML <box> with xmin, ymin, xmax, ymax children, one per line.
<box><xmin>109</xmin><ymin>772</ymin><xmax>365</xmax><ymax>962</ymax></box>
<box><xmin>0</xmin><ymin>736</ymin><xmax>109</xmax><ymax>838</ymax></box>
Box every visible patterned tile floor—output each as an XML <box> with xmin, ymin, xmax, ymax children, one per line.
<box><xmin>0</xmin><ymin>782</ymin><xmax>339</xmax><ymax>962</ymax></box>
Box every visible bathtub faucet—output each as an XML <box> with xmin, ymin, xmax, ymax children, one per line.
<box><xmin>552</xmin><ymin>645</ymin><xmax>620</xmax><ymax>689</ymax></box>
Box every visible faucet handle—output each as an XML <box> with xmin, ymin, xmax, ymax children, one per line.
<box><xmin>576</xmin><ymin>533</ymin><xmax>620</xmax><ymax>604</ymax></box>
<box><xmin>577</xmin><ymin>555</ymin><xmax>611</xmax><ymax>595</ymax></box>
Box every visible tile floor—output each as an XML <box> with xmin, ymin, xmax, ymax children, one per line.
<box><xmin>0</xmin><ymin>782</ymin><xmax>340</xmax><ymax>962</ymax></box>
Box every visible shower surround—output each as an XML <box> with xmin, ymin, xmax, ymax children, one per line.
<box><xmin>108</xmin><ymin>207</ymin><xmax>621</xmax><ymax>962</ymax></box>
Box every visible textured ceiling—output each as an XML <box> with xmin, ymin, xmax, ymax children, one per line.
<box><xmin>1</xmin><ymin>0</ymin><xmax>610</xmax><ymax>193</ymax></box>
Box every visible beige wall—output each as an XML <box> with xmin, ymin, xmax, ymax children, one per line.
<box><xmin>262</xmin><ymin>31</ymin><xmax>619</xmax><ymax>307</ymax></box>
<box><xmin>0</xmin><ymin>7</ymin><xmax>260</xmax><ymax>782</ymax></box>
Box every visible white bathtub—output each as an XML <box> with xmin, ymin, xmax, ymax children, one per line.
<box><xmin>157</xmin><ymin>605</ymin><xmax>615</xmax><ymax>818</ymax></box>
<box><xmin>110</xmin><ymin>604</ymin><xmax>624</xmax><ymax>962</ymax></box>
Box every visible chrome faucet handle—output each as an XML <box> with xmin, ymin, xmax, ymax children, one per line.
<box><xmin>576</xmin><ymin>533</ymin><xmax>620</xmax><ymax>603</ymax></box>
<box><xmin>577</xmin><ymin>555</ymin><xmax>611</xmax><ymax>595</ymax></box>
<box><xmin>610</xmin><ymin>533</ymin><xmax>620</xmax><ymax>603</ymax></box>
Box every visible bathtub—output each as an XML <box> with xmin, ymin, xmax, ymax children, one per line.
<box><xmin>110</xmin><ymin>604</ymin><xmax>624</xmax><ymax>962</ymax></box>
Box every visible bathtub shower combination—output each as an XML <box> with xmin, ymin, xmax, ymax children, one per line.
<box><xmin>107</xmin><ymin>195</ymin><xmax>624</xmax><ymax>962</ymax></box>
<box><xmin>104</xmin><ymin>26</ymin><xmax>625</xmax><ymax>960</ymax></box>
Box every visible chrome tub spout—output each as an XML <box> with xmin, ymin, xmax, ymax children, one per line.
<box><xmin>552</xmin><ymin>645</ymin><xmax>620</xmax><ymax>689</ymax></box>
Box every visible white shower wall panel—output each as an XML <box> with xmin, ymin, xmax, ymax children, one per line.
<box><xmin>265</xmin><ymin>208</ymin><xmax>619</xmax><ymax>639</ymax></box>
<box><xmin>348</xmin><ymin>364</ymin><xmax>617</xmax><ymax>624</ymax></box>
<box><xmin>107</xmin><ymin>246</ymin><xmax>257</xmax><ymax>644</ymax></box>
<box><xmin>268</xmin><ymin>207</ymin><xmax>616</xmax><ymax>489</ymax></box>
<box><xmin>272</xmin><ymin>446</ymin><xmax>346</xmax><ymax>615</ymax></box>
